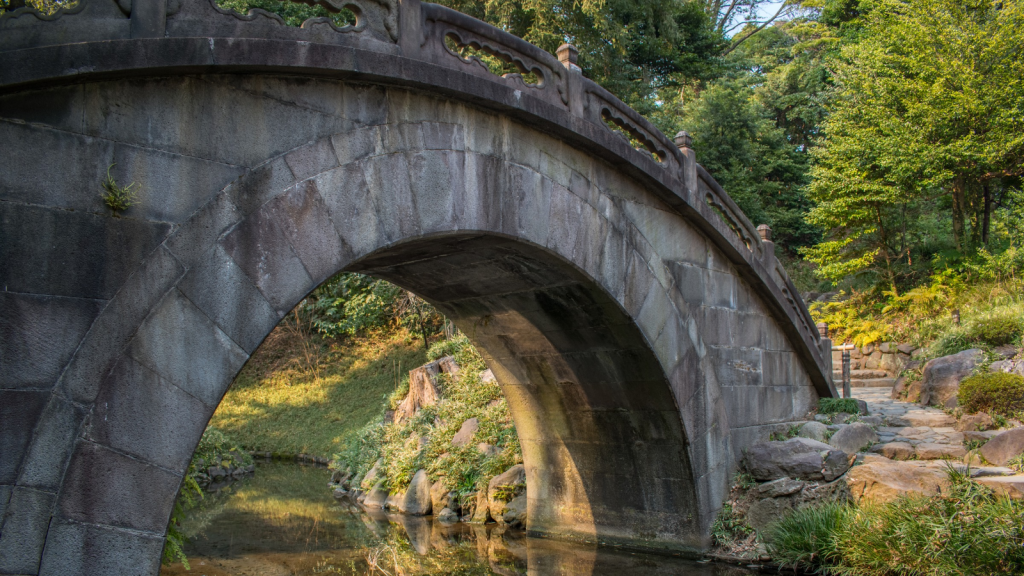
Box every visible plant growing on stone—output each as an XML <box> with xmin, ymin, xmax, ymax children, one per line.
<box><xmin>100</xmin><ymin>163</ymin><xmax>139</xmax><ymax>213</ymax></box>
<box><xmin>711</xmin><ymin>503</ymin><xmax>753</xmax><ymax>547</ymax></box>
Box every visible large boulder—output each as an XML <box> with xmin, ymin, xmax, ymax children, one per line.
<box><xmin>502</xmin><ymin>494</ymin><xmax>528</xmax><ymax>528</ymax></box>
<box><xmin>430</xmin><ymin>480</ymin><xmax>453</xmax><ymax>513</ymax></box>
<box><xmin>487</xmin><ymin>465</ymin><xmax>526</xmax><ymax>524</ymax></box>
<box><xmin>798</xmin><ymin>421</ymin><xmax>828</xmax><ymax>442</ymax></box>
<box><xmin>364</xmin><ymin>481</ymin><xmax>390</xmax><ymax>509</ymax></box>
<box><xmin>828</xmin><ymin>423</ymin><xmax>879</xmax><ymax>455</ymax></box>
<box><xmin>402</xmin><ymin>469</ymin><xmax>432</xmax><ymax>515</ymax></box>
<box><xmin>743</xmin><ymin>437</ymin><xmax>850</xmax><ymax>482</ymax></box>
<box><xmin>845</xmin><ymin>461</ymin><xmax>950</xmax><ymax>504</ymax></box>
<box><xmin>877</xmin><ymin>442</ymin><xmax>915</xmax><ymax>460</ymax></box>
<box><xmin>915</xmin><ymin>443</ymin><xmax>967</xmax><ymax>460</ymax></box>
<box><xmin>955</xmin><ymin>412</ymin><xmax>994</xmax><ymax>432</ymax></box>
<box><xmin>451</xmin><ymin>418</ymin><xmax>479</xmax><ymax>447</ymax></box>
<box><xmin>979</xmin><ymin>428</ymin><xmax>1024</xmax><ymax>466</ymax></box>
<box><xmin>919</xmin><ymin>349</ymin><xmax>984</xmax><ymax>408</ymax></box>
<box><xmin>360</xmin><ymin>459</ymin><xmax>383</xmax><ymax>490</ymax></box>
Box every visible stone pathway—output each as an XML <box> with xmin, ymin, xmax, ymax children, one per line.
<box><xmin>847</xmin><ymin>387</ymin><xmax>1024</xmax><ymax>497</ymax></box>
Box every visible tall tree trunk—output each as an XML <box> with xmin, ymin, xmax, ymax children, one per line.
<box><xmin>982</xmin><ymin>183</ymin><xmax>992</xmax><ymax>244</ymax></box>
<box><xmin>951</xmin><ymin>178</ymin><xmax>967</xmax><ymax>251</ymax></box>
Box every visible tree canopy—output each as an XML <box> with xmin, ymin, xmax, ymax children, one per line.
<box><xmin>803</xmin><ymin>0</ymin><xmax>1024</xmax><ymax>288</ymax></box>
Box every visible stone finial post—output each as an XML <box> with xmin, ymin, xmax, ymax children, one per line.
<box><xmin>674</xmin><ymin>131</ymin><xmax>697</xmax><ymax>194</ymax></box>
<box><xmin>952</xmin><ymin>308</ymin><xmax>961</xmax><ymax>326</ymax></box>
<box><xmin>557</xmin><ymin>44</ymin><xmax>580</xmax><ymax>71</ymax></box>
<box><xmin>757</xmin><ymin>224</ymin><xmax>772</xmax><ymax>242</ymax></box>
<box><xmin>816</xmin><ymin>322</ymin><xmax>829</xmax><ymax>338</ymax></box>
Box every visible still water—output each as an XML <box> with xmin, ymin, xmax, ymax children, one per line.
<box><xmin>161</xmin><ymin>461</ymin><xmax>756</xmax><ymax>576</ymax></box>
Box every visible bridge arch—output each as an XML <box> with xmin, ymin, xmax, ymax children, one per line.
<box><xmin>0</xmin><ymin>2</ymin><xmax>834</xmax><ymax>574</ymax></box>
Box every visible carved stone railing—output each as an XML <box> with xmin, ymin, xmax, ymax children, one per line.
<box><xmin>418</xmin><ymin>4</ymin><xmax>568</xmax><ymax>109</ymax></box>
<box><xmin>0</xmin><ymin>0</ymin><xmax>833</xmax><ymax>395</ymax></box>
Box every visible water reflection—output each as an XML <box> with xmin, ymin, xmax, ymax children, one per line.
<box><xmin>161</xmin><ymin>461</ymin><xmax>753</xmax><ymax>576</ymax></box>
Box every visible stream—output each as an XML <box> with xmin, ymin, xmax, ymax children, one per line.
<box><xmin>160</xmin><ymin>461</ymin><xmax>757</xmax><ymax>576</ymax></box>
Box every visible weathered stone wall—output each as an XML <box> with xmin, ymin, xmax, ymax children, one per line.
<box><xmin>0</xmin><ymin>1</ymin><xmax>832</xmax><ymax>572</ymax></box>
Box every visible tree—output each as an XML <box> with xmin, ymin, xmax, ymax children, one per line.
<box><xmin>804</xmin><ymin>0</ymin><xmax>1024</xmax><ymax>288</ymax></box>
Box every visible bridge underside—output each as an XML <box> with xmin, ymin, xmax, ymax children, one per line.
<box><xmin>0</xmin><ymin>1</ymin><xmax>833</xmax><ymax>572</ymax></box>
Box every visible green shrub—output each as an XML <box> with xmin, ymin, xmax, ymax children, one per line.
<box><xmin>818</xmin><ymin>397</ymin><xmax>860</xmax><ymax>415</ymax></box>
<box><xmin>966</xmin><ymin>309</ymin><xmax>1024</xmax><ymax>347</ymax></box>
<box><xmin>958</xmin><ymin>372</ymin><xmax>1024</xmax><ymax>418</ymax></box>
<box><xmin>763</xmin><ymin>502</ymin><xmax>848</xmax><ymax>568</ymax></box>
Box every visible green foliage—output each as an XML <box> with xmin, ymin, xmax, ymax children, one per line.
<box><xmin>804</xmin><ymin>0</ymin><xmax>1024</xmax><ymax>287</ymax></box>
<box><xmin>711</xmin><ymin>503</ymin><xmax>753</xmax><ymax>546</ymax></box>
<box><xmin>770</xmin><ymin>424</ymin><xmax>803</xmax><ymax>441</ymax></box>
<box><xmin>216</xmin><ymin>0</ymin><xmax>354</xmax><ymax>26</ymax></box>
<box><xmin>765</xmin><ymin>465</ymin><xmax>1024</xmax><ymax>575</ymax></box>
<box><xmin>0</xmin><ymin>0</ymin><xmax>75</xmax><ymax>15</ymax></box>
<box><xmin>967</xmin><ymin>308</ymin><xmax>1024</xmax><ymax>347</ymax></box>
<box><xmin>818</xmin><ymin>397</ymin><xmax>860</xmax><ymax>415</ymax></box>
<box><xmin>763</xmin><ymin>501</ymin><xmax>848</xmax><ymax>568</ymax></box>
<box><xmin>333</xmin><ymin>334</ymin><xmax>520</xmax><ymax>497</ymax></box>
<box><xmin>1009</xmin><ymin>454</ymin><xmax>1024</xmax><ymax>474</ymax></box>
<box><xmin>100</xmin><ymin>164</ymin><xmax>139</xmax><ymax>213</ymax></box>
<box><xmin>958</xmin><ymin>372</ymin><xmax>1024</xmax><ymax>418</ymax></box>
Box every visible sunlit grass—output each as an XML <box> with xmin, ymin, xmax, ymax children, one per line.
<box><xmin>210</xmin><ymin>325</ymin><xmax>428</xmax><ymax>459</ymax></box>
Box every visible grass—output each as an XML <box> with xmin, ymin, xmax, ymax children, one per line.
<box><xmin>764</xmin><ymin>465</ymin><xmax>1024</xmax><ymax>575</ymax></box>
<box><xmin>209</xmin><ymin>324</ymin><xmax>428</xmax><ymax>459</ymax></box>
<box><xmin>819</xmin><ymin>397</ymin><xmax>861</xmax><ymax>415</ymax></box>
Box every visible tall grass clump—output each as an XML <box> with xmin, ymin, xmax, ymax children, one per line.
<box><xmin>764</xmin><ymin>466</ymin><xmax>1024</xmax><ymax>575</ymax></box>
<box><xmin>818</xmin><ymin>397</ymin><xmax>861</xmax><ymax>415</ymax></box>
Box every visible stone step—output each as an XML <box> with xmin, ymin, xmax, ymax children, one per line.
<box><xmin>832</xmin><ymin>369</ymin><xmax>890</xmax><ymax>380</ymax></box>
<box><xmin>849</xmin><ymin>378</ymin><xmax>896</xmax><ymax>388</ymax></box>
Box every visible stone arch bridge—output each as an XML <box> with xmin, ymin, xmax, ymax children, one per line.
<box><xmin>0</xmin><ymin>0</ymin><xmax>835</xmax><ymax>573</ymax></box>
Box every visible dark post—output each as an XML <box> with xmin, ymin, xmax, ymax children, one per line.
<box><xmin>842</xmin><ymin>348</ymin><xmax>851</xmax><ymax>398</ymax></box>
<box><xmin>952</xmin><ymin>309</ymin><xmax>961</xmax><ymax>326</ymax></box>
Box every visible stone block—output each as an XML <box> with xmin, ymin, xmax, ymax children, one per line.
<box><xmin>456</xmin><ymin>152</ymin><xmax>503</xmax><ymax>232</ymax></box>
<box><xmin>635</xmin><ymin>282</ymin><xmax>672</xmax><ymax>346</ymax></box>
<box><xmin>264</xmin><ymin>180</ymin><xmax>349</xmax><ymax>284</ymax></box>
<box><xmin>315</xmin><ymin>162</ymin><xmax>386</xmax><ymax>260</ymax></box>
<box><xmin>0</xmin><ymin>485</ymin><xmax>10</xmax><ymax>521</ymax></box>
<box><xmin>703</xmin><ymin>269</ymin><xmax>737</xmax><ymax>309</ymax></box>
<box><xmin>408</xmin><ymin>150</ymin><xmax>461</xmax><ymax>236</ymax></box>
<box><xmin>502</xmin><ymin>165</ymin><xmax>552</xmax><ymax>247</ymax></box>
<box><xmin>545</xmin><ymin>180</ymin><xmax>584</xmax><ymax>262</ymax></box>
<box><xmin>59</xmin><ymin>246</ymin><xmax>185</xmax><ymax>404</ymax></box>
<box><xmin>620</xmin><ymin>200</ymin><xmax>706</xmax><ymax>265</ymax></box>
<box><xmin>15</xmin><ymin>397</ymin><xmax>87</xmax><ymax>491</ymax></box>
<box><xmin>595</xmin><ymin>225</ymin><xmax>627</xmax><ymax>301</ymax></box>
<box><xmin>331</xmin><ymin>126</ymin><xmax>381</xmax><ymax>165</ymax></box>
<box><xmin>0</xmin><ymin>293</ymin><xmax>103</xmax><ymax>390</ymax></box>
<box><xmin>0</xmin><ymin>390</ymin><xmax>48</xmax><ymax>484</ymax></box>
<box><xmin>621</xmin><ymin>249</ymin><xmax>655</xmax><ymax>317</ymax></box>
<box><xmin>284</xmin><ymin>136</ymin><xmax>340</xmax><ymax>181</ymax></box>
<box><xmin>221</xmin><ymin>198</ymin><xmax>315</xmax><ymax>314</ymax></box>
<box><xmin>39</xmin><ymin>519</ymin><xmax>164</xmax><ymax>576</ymax></box>
<box><xmin>86</xmin><ymin>356</ymin><xmax>213</xmax><ymax>473</ymax></box>
<box><xmin>127</xmin><ymin>289</ymin><xmax>248</xmax><ymax>408</ymax></box>
<box><xmin>80</xmin><ymin>76</ymin><xmax>355</xmax><ymax>167</ymax></box>
<box><xmin>58</xmin><ymin>441</ymin><xmax>181</xmax><ymax>533</ymax></box>
<box><xmin>707</xmin><ymin>346</ymin><xmax>762</xmax><ymax>388</ymax></box>
<box><xmin>0</xmin><ymin>202</ymin><xmax>170</xmax><ymax>299</ymax></box>
<box><xmin>0</xmin><ymin>487</ymin><xmax>55</xmax><ymax>574</ymax></box>
<box><xmin>363</xmin><ymin>152</ymin><xmax>419</xmax><ymax>242</ymax></box>
<box><xmin>178</xmin><ymin>245</ymin><xmax>282</xmax><ymax>354</ymax></box>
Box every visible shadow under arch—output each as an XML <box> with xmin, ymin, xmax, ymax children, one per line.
<box><xmin>346</xmin><ymin>233</ymin><xmax>699</xmax><ymax>550</ymax></box>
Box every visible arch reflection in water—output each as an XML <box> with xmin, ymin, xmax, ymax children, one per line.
<box><xmin>160</xmin><ymin>461</ymin><xmax>755</xmax><ymax>576</ymax></box>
